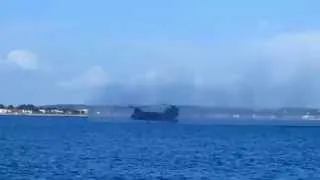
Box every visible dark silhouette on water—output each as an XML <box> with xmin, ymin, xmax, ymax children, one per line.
<box><xmin>129</xmin><ymin>105</ymin><xmax>179</xmax><ymax>122</ymax></box>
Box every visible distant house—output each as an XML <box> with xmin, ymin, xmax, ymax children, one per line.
<box><xmin>51</xmin><ymin>109</ymin><xmax>64</xmax><ymax>114</ymax></box>
<box><xmin>0</xmin><ymin>108</ymin><xmax>9</xmax><ymax>114</ymax></box>
<box><xmin>38</xmin><ymin>109</ymin><xmax>47</xmax><ymax>114</ymax></box>
<box><xmin>78</xmin><ymin>109</ymin><xmax>88</xmax><ymax>114</ymax></box>
<box><xmin>23</xmin><ymin>109</ymin><xmax>32</xmax><ymax>114</ymax></box>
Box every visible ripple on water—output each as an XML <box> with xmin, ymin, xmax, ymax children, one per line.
<box><xmin>0</xmin><ymin>116</ymin><xmax>320</xmax><ymax>179</ymax></box>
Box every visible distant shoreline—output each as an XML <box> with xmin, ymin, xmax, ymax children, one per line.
<box><xmin>2</xmin><ymin>112</ymin><xmax>320</xmax><ymax>122</ymax></box>
<box><xmin>0</xmin><ymin>113</ymin><xmax>88</xmax><ymax>118</ymax></box>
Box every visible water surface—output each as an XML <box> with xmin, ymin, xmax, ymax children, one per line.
<box><xmin>0</xmin><ymin>115</ymin><xmax>320</xmax><ymax>179</ymax></box>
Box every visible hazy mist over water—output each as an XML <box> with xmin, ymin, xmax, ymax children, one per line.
<box><xmin>89</xmin><ymin>32</ymin><xmax>320</xmax><ymax>108</ymax></box>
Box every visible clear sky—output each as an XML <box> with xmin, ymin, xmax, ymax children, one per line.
<box><xmin>1</xmin><ymin>0</ymin><xmax>320</xmax><ymax>107</ymax></box>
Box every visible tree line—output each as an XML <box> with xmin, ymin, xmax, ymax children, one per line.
<box><xmin>0</xmin><ymin>104</ymin><xmax>39</xmax><ymax>110</ymax></box>
<box><xmin>0</xmin><ymin>104</ymin><xmax>86</xmax><ymax>114</ymax></box>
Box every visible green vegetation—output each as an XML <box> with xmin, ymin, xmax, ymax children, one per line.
<box><xmin>0</xmin><ymin>104</ymin><xmax>88</xmax><ymax>116</ymax></box>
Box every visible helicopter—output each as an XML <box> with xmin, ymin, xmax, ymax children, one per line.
<box><xmin>128</xmin><ymin>104</ymin><xmax>179</xmax><ymax>122</ymax></box>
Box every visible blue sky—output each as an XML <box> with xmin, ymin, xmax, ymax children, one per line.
<box><xmin>1</xmin><ymin>0</ymin><xmax>320</xmax><ymax>107</ymax></box>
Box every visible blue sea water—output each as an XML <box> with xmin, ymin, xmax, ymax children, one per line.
<box><xmin>1</xmin><ymin>116</ymin><xmax>320</xmax><ymax>179</ymax></box>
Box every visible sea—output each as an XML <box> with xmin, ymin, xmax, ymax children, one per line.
<box><xmin>1</xmin><ymin>115</ymin><xmax>320</xmax><ymax>179</ymax></box>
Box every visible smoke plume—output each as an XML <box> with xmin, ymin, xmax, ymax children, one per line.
<box><xmin>89</xmin><ymin>31</ymin><xmax>320</xmax><ymax>108</ymax></box>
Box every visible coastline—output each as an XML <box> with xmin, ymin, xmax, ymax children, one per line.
<box><xmin>2</xmin><ymin>112</ymin><xmax>320</xmax><ymax>123</ymax></box>
<box><xmin>0</xmin><ymin>113</ymin><xmax>88</xmax><ymax>118</ymax></box>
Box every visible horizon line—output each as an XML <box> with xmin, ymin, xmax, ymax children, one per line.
<box><xmin>3</xmin><ymin>103</ymin><xmax>319</xmax><ymax>110</ymax></box>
